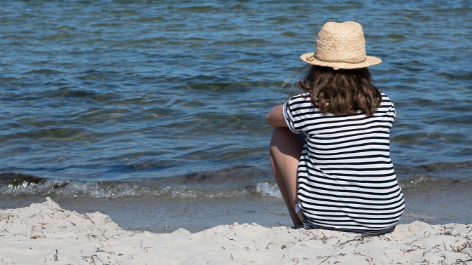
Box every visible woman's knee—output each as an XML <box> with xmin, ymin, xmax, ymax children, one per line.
<box><xmin>270</xmin><ymin>129</ymin><xmax>305</xmax><ymax>158</ymax></box>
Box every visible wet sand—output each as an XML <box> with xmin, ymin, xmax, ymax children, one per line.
<box><xmin>1</xmin><ymin>182</ymin><xmax>471</xmax><ymax>233</ymax></box>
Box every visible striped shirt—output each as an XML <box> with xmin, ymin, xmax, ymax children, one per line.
<box><xmin>283</xmin><ymin>92</ymin><xmax>405</xmax><ymax>232</ymax></box>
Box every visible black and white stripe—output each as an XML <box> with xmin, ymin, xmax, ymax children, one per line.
<box><xmin>283</xmin><ymin>92</ymin><xmax>405</xmax><ymax>232</ymax></box>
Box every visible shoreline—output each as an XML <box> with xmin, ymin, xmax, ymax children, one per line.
<box><xmin>1</xmin><ymin>198</ymin><xmax>471</xmax><ymax>264</ymax></box>
<box><xmin>1</xmin><ymin>188</ymin><xmax>471</xmax><ymax>234</ymax></box>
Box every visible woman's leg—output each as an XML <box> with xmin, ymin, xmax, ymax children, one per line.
<box><xmin>269</xmin><ymin>127</ymin><xmax>305</xmax><ymax>226</ymax></box>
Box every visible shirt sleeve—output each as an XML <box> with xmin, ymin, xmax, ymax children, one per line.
<box><xmin>380</xmin><ymin>92</ymin><xmax>396</xmax><ymax>125</ymax></box>
<box><xmin>389</xmin><ymin>103</ymin><xmax>396</xmax><ymax>125</ymax></box>
<box><xmin>282</xmin><ymin>96</ymin><xmax>303</xmax><ymax>134</ymax></box>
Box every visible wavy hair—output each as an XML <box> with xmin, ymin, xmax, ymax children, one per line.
<box><xmin>297</xmin><ymin>65</ymin><xmax>382</xmax><ymax>116</ymax></box>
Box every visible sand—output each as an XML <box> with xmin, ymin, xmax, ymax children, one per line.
<box><xmin>1</xmin><ymin>198</ymin><xmax>471</xmax><ymax>264</ymax></box>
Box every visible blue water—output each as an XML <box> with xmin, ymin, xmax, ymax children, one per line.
<box><xmin>0</xmin><ymin>0</ymin><xmax>471</xmax><ymax>201</ymax></box>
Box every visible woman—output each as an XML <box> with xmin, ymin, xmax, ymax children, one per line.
<box><xmin>267</xmin><ymin>21</ymin><xmax>405</xmax><ymax>236</ymax></box>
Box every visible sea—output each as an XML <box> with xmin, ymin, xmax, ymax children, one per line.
<box><xmin>1</xmin><ymin>0</ymin><xmax>471</xmax><ymax>232</ymax></box>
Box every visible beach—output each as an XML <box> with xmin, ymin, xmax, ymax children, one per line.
<box><xmin>1</xmin><ymin>0</ymin><xmax>472</xmax><ymax>263</ymax></box>
<box><xmin>1</xmin><ymin>198</ymin><xmax>471</xmax><ymax>264</ymax></box>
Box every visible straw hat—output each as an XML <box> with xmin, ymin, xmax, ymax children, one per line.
<box><xmin>300</xmin><ymin>21</ymin><xmax>381</xmax><ymax>70</ymax></box>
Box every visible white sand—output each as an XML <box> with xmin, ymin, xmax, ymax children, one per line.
<box><xmin>1</xmin><ymin>198</ymin><xmax>471</xmax><ymax>264</ymax></box>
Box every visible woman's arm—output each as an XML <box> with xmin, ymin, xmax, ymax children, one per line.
<box><xmin>266</xmin><ymin>104</ymin><xmax>288</xmax><ymax>128</ymax></box>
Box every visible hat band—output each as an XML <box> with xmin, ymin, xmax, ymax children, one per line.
<box><xmin>308</xmin><ymin>54</ymin><xmax>367</xmax><ymax>64</ymax></box>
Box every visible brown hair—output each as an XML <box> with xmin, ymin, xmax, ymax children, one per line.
<box><xmin>297</xmin><ymin>65</ymin><xmax>382</xmax><ymax>116</ymax></box>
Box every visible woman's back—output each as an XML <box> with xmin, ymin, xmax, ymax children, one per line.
<box><xmin>284</xmin><ymin>92</ymin><xmax>405</xmax><ymax>233</ymax></box>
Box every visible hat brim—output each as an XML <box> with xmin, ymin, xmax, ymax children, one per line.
<box><xmin>300</xmin><ymin>53</ymin><xmax>382</xmax><ymax>70</ymax></box>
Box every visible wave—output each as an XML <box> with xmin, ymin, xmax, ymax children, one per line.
<box><xmin>1</xmin><ymin>161</ymin><xmax>471</xmax><ymax>199</ymax></box>
<box><xmin>0</xmin><ymin>167</ymin><xmax>282</xmax><ymax>199</ymax></box>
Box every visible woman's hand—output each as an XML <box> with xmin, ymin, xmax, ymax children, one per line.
<box><xmin>266</xmin><ymin>105</ymin><xmax>288</xmax><ymax>128</ymax></box>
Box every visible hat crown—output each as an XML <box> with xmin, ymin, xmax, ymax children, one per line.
<box><xmin>315</xmin><ymin>21</ymin><xmax>366</xmax><ymax>63</ymax></box>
